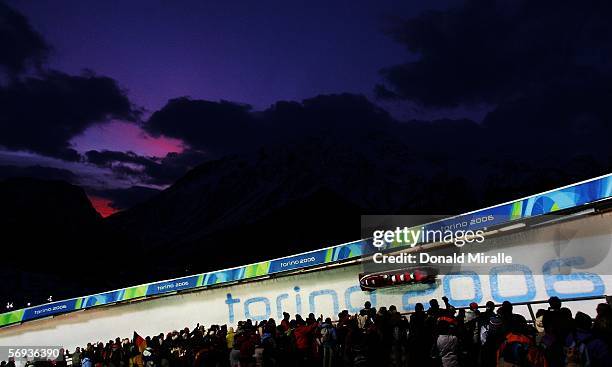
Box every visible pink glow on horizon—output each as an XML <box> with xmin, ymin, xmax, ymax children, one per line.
<box><xmin>72</xmin><ymin>121</ymin><xmax>184</xmax><ymax>158</ymax></box>
<box><xmin>89</xmin><ymin>196</ymin><xmax>118</xmax><ymax>217</ymax></box>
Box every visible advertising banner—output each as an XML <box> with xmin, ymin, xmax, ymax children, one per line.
<box><xmin>1</xmin><ymin>211</ymin><xmax>612</xmax><ymax>350</ymax></box>
<box><xmin>1</xmin><ymin>174</ymin><xmax>612</xmax><ymax>328</ymax></box>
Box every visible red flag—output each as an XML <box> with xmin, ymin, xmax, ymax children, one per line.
<box><xmin>133</xmin><ymin>331</ymin><xmax>146</xmax><ymax>367</ymax></box>
<box><xmin>133</xmin><ymin>331</ymin><xmax>146</xmax><ymax>352</ymax></box>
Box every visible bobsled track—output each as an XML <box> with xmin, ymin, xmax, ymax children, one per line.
<box><xmin>2</xmin><ymin>174</ymin><xmax>612</xmax><ymax>349</ymax></box>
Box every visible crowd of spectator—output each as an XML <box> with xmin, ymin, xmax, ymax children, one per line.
<box><xmin>3</xmin><ymin>296</ymin><xmax>612</xmax><ymax>367</ymax></box>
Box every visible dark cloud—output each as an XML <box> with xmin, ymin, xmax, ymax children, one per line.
<box><xmin>377</xmin><ymin>0</ymin><xmax>612</xmax><ymax>107</ymax></box>
<box><xmin>0</xmin><ymin>71</ymin><xmax>138</xmax><ymax>160</ymax></box>
<box><xmin>145</xmin><ymin>98</ymin><xmax>255</xmax><ymax>155</ymax></box>
<box><xmin>0</xmin><ymin>164</ymin><xmax>76</xmax><ymax>181</ymax></box>
<box><xmin>267</xmin><ymin>93</ymin><xmax>392</xmax><ymax>132</ymax></box>
<box><xmin>0</xmin><ymin>3</ymin><xmax>139</xmax><ymax>162</ymax></box>
<box><xmin>0</xmin><ymin>1</ymin><xmax>49</xmax><ymax>75</ymax></box>
<box><xmin>372</xmin><ymin>0</ymin><xmax>612</xmax><ymax>165</ymax></box>
<box><xmin>85</xmin><ymin>150</ymin><xmax>154</xmax><ymax>168</ymax></box>
<box><xmin>143</xmin><ymin>149</ymin><xmax>208</xmax><ymax>185</ymax></box>
<box><xmin>89</xmin><ymin>186</ymin><xmax>161</xmax><ymax>210</ymax></box>
<box><xmin>482</xmin><ymin>78</ymin><xmax>612</xmax><ymax>151</ymax></box>
<box><xmin>144</xmin><ymin>93</ymin><xmax>392</xmax><ymax>154</ymax></box>
<box><xmin>86</xmin><ymin>94</ymin><xmax>391</xmax><ymax>186</ymax></box>
<box><xmin>85</xmin><ymin>149</ymin><xmax>208</xmax><ymax>186</ymax></box>
<box><xmin>85</xmin><ymin>150</ymin><xmax>158</xmax><ymax>183</ymax></box>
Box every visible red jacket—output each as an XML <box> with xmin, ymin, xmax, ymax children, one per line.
<box><xmin>280</xmin><ymin>319</ymin><xmax>290</xmax><ymax>332</ymax></box>
<box><xmin>294</xmin><ymin>323</ymin><xmax>318</xmax><ymax>350</ymax></box>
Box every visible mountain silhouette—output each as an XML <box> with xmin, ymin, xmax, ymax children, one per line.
<box><xmin>0</xmin><ymin>178</ymin><xmax>114</xmax><ymax>303</ymax></box>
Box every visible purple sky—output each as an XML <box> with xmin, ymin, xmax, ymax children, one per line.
<box><xmin>1</xmin><ymin>0</ymin><xmax>471</xmax><ymax>217</ymax></box>
<box><xmin>9</xmin><ymin>0</ymin><xmax>454</xmax><ymax>112</ymax></box>
<box><xmin>7</xmin><ymin>0</ymin><xmax>460</xmax><ymax>157</ymax></box>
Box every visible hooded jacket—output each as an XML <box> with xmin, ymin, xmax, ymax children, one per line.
<box><xmin>436</xmin><ymin>334</ymin><xmax>460</xmax><ymax>367</ymax></box>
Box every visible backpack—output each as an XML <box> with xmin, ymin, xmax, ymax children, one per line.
<box><xmin>480</xmin><ymin>316</ymin><xmax>502</xmax><ymax>346</ymax></box>
<box><xmin>497</xmin><ymin>332</ymin><xmax>548</xmax><ymax>367</ymax></box>
<box><xmin>320</xmin><ymin>326</ymin><xmax>331</xmax><ymax>344</ymax></box>
<box><xmin>501</xmin><ymin>343</ymin><xmax>530</xmax><ymax>365</ymax></box>
<box><xmin>565</xmin><ymin>332</ymin><xmax>593</xmax><ymax>367</ymax></box>
<box><xmin>357</xmin><ymin>314</ymin><xmax>368</xmax><ymax>330</ymax></box>
<box><xmin>498</xmin><ymin>332</ymin><xmax>531</xmax><ymax>364</ymax></box>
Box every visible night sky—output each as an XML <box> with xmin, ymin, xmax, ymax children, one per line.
<box><xmin>2</xmin><ymin>0</ymin><xmax>612</xmax><ymax>216</ymax></box>
<box><xmin>1</xmin><ymin>0</ymin><xmax>463</xmax><ymax>215</ymax></box>
<box><xmin>11</xmin><ymin>0</ymin><xmax>458</xmax><ymax>112</ymax></box>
